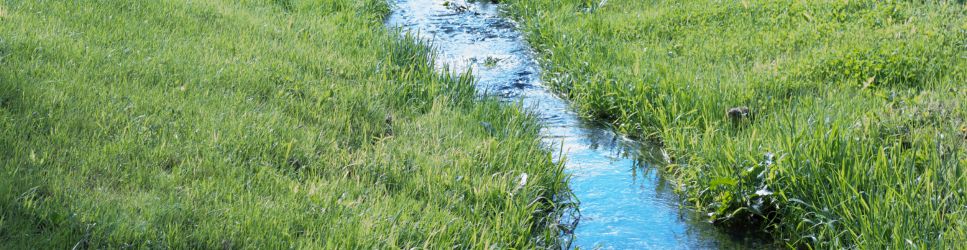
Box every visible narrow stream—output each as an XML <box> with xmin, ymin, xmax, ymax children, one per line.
<box><xmin>387</xmin><ymin>1</ymin><xmax>753</xmax><ymax>248</ymax></box>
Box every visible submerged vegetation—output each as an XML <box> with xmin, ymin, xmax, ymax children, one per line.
<box><xmin>504</xmin><ymin>0</ymin><xmax>966</xmax><ymax>248</ymax></box>
<box><xmin>0</xmin><ymin>0</ymin><xmax>568</xmax><ymax>248</ymax></box>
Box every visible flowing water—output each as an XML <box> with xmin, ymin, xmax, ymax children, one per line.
<box><xmin>387</xmin><ymin>1</ymin><xmax>757</xmax><ymax>248</ymax></box>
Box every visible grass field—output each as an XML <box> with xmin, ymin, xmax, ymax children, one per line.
<box><xmin>504</xmin><ymin>0</ymin><xmax>966</xmax><ymax>248</ymax></box>
<box><xmin>0</xmin><ymin>0</ymin><xmax>569</xmax><ymax>248</ymax></box>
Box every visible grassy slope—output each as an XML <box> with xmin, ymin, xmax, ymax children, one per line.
<box><xmin>0</xmin><ymin>0</ymin><xmax>568</xmax><ymax>248</ymax></box>
<box><xmin>504</xmin><ymin>0</ymin><xmax>966</xmax><ymax>248</ymax></box>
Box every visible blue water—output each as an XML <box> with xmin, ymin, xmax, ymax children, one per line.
<box><xmin>387</xmin><ymin>1</ymin><xmax>756</xmax><ymax>248</ymax></box>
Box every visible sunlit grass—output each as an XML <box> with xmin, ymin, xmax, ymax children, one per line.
<box><xmin>0</xmin><ymin>0</ymin><xmax>568</xmax><ymax>248</ymax></box>
<box><xmin>504</xmin><ymin>0</ymin><xmax>966</xmax><ymax>248</ymax></box>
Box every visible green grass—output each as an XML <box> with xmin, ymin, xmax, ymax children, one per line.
<box><xmin>0</xmin><ymin>0</ymin><xmax>569</xmax><ymax>248</ymax></box>
<box><xmin>503</xmin><ymin>0</ymin><xmax>966</xmax><ymax>248</ymax></box>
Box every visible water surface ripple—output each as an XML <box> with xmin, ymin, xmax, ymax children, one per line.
<box><xmin>387</xmin><ymin>1</ymin><xmax>747</xmax><ymax>248</ymax></box>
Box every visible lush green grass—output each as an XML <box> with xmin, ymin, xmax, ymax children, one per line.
<box><xmin>504</xmin><ymin>0</ymin><xmax>966</xmax><ymax>248</ymax></box>
<box><xmin>0</xmin><ymin>0</ymin><xmax>570</xmax><ymax>248</ymax></box>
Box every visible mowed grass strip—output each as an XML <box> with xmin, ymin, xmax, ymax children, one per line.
<box><xmin>0</xmin><ymin>0</ymin><xmax>568</xmax><ymax>248</ymax></box>
<box><xmin>504</xmin><ymin>0</ymin><xmax>966</xmax><ymax>248</ymax></box>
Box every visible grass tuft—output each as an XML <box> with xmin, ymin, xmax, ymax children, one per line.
<box><xmin>0</xmin><ymin>0</ymin><xmax>568</xmax><ymax>248</ymax></box>
<box><xmin>503</xmin><ymin>0</ymin><xmax>966</xmax><ymax>248</ymax></box>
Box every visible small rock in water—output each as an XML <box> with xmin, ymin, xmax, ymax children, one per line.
<box><xmin>444</xmin><ymin>1</ymin><xmax>470</xmax><ymax>13</ymax></box>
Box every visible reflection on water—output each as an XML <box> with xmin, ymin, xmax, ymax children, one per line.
<box><xmin>386</xmin><ymin>0</ymin><xmax>761</xmax><ymax>248</ymax></box>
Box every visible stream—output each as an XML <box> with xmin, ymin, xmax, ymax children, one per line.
<box><xmin>387</xmin><ymin>1</ymin><xmax>756</xmax><ymax>248</ymax></box>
